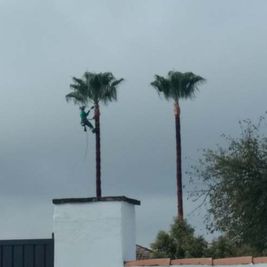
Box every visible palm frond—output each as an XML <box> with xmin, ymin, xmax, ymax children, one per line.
<box><xmin>72</xmin><ymin>77</ymin><xmax>85</xmax><ymax>86</ymax></box>
<box><xmin>151</xmin><ymin>75</ymin><xmax>171</xmax><ymax>100</ymax></box>
<box><xmin>181</xmin><ymin>72</ymin><xmax>206</xmax><ymax>99</ymax></box>
<box><xmin>111</xmin><ymin>78</ymin><xmax>124</xmax><ymax>88</ymax></box>
<box><xmin>101</xmin><ymin>78</ymin><xmax>124</xmax><ymax>104</ymax></box>
<box><xmin>65</xmin><ymin>92</ymin><xmax>88</xmax><ymax>105</ymax></box>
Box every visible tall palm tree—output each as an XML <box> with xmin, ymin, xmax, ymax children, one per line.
<box><xmin>66</xmin><ymin>72</ymin><xmax>124</xmax><ymax>198</ymax></box>
<box><xmin>151</xmin><ymin>71</ymin><xmax>205</xmax><ymax>220</ymax></box>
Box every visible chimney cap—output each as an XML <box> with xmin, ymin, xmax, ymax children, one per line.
<box><xmin>53</xmin><ymin>196</ymin><xmax>141</xmax><ymax>206</ymax></box>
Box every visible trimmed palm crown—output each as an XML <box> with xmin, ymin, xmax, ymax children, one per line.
<box><xmin>151</xmin><ymin>71</ymin><xmax>205</xmax><ymax>220</ymax></box>
<box><xmin>66</xmin><ymin>71</ymin><xmax>124</xmax><ymax>198</ymax></box>
<box><xmin>151</xmin><ymin>71</ymin><xmax>205</xmax><ymax>101</ymax></box>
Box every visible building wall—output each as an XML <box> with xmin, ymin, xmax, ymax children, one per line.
<box><xmin>53</xmin><ymin>200</ymin><xmax>137</xmax><ymax>267</ymax></box>
<box><xmin>125</xmin><ymin>257</ymin><xmax>267</xmax><ymax>267</ymax></box>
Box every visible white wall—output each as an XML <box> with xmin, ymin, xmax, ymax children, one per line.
<box><xmin>121</xmin><ymin>202</ymin><xmax>136</xmax><ymax>260</ymax></box>
<box><xmin>53</xmin><ymin>200</ymin><xmax>137</xmax><ymax>267</ymax></box>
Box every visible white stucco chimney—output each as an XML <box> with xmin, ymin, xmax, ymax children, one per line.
<box><xmin>53</xmin><ymin>196</ymin><xmax>140</xmax><ymax>267</ymax></box>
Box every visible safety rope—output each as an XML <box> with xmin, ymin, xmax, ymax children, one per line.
<box><xmin>83</xmin><ymin>130</ymin><xmax>89</xmax><ymax>161</ymax></box>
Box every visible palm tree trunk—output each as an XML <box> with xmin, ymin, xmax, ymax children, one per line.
<box><xmin>94</xmin><ymin>102</ymin><xmax>102</xmax><ymax>198</ymax></box>
<box><xmin>174</xmin><ymin>101</ymin><xmax>184</xmax><ymax>220</ymax></box>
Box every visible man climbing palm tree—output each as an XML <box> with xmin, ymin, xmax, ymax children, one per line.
<box><xmin>80</xmin><ymin>106</ymin><xmax>95</xmax><ymax>133</ymax></box>
<box><xmin>66</xmin><ymin>71</ymin><xmax>124</xmax><ymax>198</ymax></box>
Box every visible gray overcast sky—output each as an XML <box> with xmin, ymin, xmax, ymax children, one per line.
<box><xmin>0</xmin><ymin>0</ymin><xmax>267</xmax><ymax>246</ymax></box>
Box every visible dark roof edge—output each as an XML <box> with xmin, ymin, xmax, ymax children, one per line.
<box><xmin>52</xmin><ymin>196</ymin><xmax>141</xmax><ymax>206</ymax></box>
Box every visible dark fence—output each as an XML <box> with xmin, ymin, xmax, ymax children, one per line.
<box><xmin>0</xmin><ymin>235</ymin><xmax>54</xmax><ymax>267</ymax></box>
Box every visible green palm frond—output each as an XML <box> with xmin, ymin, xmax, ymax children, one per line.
<box><xmin>151</xmin><ymin>75</ymin><xmax>171</xmax><ymax>99</ymax></box>
<box><xmin>70</xmin><ymin>77</ymin><xmax>88</xmax><ymax>99</ymax></box>
<box><xmin>151</xmin><ymin>71</ymin><xmax>205</xmax><ymax>102</ymax></box>
<box><xmin>72</xmin><ymin>77</ymin><xmax>85</xmax><ymax>86</ymax></box>
<box><xmin>66</xmin><ymin>71</ymin><xmax>124</xmax><ymax>106</ymax></box>
<box><xmin>111</xmin><ymin>78</ymin><xmax>124</xmax><ymax>88</ymax></box>
<box><xmin>65</xmin><ymin>91</ymin><xmax>88</xmax><ymax>105</ymax></box>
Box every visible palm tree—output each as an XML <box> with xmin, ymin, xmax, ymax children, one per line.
<box><xmin>151</xmin><ymin>71</ymin><xmax>205</xmax><ymax>220</ymax></box>
<box><xmin>66</xmin><ymin>72</ymin><xmax>124</xmax><ymax>198</ymax></box>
